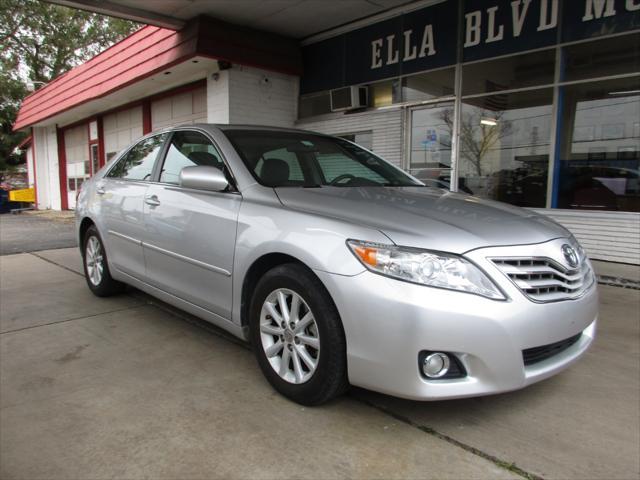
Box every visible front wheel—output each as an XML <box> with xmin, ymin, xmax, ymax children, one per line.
<box><xmin>249</xmin><ymin>263</ymin><xmax>349</xmax><ymax>405</ymax></box>
<box><xmin>82</xmin><ymin>225</ymin><xmax>125</xmax><ymax>297</ymax></box>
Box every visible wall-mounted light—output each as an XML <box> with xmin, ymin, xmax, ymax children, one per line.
<box><xmin>480</xmin><ymin>118</ymin><xmax>498</xmax><ymax>126</ymax></box>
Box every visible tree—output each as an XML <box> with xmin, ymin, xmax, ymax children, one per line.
<box><xmin>440</xmin><ymin>107</ymin><xmax>513</xmax><ymax>177</ymax></box>
<box><xmin>0</xmin><ymin>0</ymin><xmax>139</xmax><ymax>170</ymax></box>
<box><xmin>0</xmin><ymin>66</ymin><xmax>27</xmax><ymax>172</ymax></box>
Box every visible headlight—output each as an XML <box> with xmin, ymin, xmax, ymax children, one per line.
<box><xmin>347</xmin><ymin>240</ymin><xmax>505</xmax><ymax>300</ymax></box>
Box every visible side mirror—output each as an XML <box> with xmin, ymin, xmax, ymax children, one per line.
<box><xmin>179</xmin><ymin>166</ymin><xmax>229</xmax><ymax>192</ymax></box>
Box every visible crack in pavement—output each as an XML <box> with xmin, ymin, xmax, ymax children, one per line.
<box><xmin>0</xmin><ymin>304</ymin><xmax>149</xmax><ymax>335</ymax></box>
<box><xmin>29</xmin><ymin>251</ymin><xmax>84</xmax><ymax>277</ymax></box>
<box><xmin>21</xmin><ymin>250</ymin><xmax>544</xmax><ymax>479</ymax></box>
<box><xmin>352</xmin><ymin>396</ymin><xmax>545</xmax><ymax>480</ymax></box>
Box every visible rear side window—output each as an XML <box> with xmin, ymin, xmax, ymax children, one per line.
<box><xmin>159</xmin><ymin>131</ymin><xmax>228</xmax><ymax>185</ymax></box>
<box><xmin>107</xmin><ymin>133</ymin><xmax>168</xmax><ymax>181</ymax></box>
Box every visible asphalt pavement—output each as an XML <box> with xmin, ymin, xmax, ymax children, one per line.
<box><xmin>0</xmin><ymin>213</ymin><xmax>77</xmax><ymax>255</ymax></box>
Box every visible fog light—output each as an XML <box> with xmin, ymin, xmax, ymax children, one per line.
<box><xmin>422</xmin><ymin>352</ymin><xmax>450</xmax><ymax>378</ymax></box>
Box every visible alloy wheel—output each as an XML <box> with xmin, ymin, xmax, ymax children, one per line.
<box><xmin>259</xmin><ymin>288</ymin><xmax>320</xmax><ymax>384</ymax></box>
<box><xmin>85</xmin><ymin>236</ymin><xmax>104</xmax><ymax>286</ymax></box>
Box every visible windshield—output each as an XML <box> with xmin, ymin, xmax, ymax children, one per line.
<box><xmin>224</xmin><ymin>130</ymin><xmax>423</xmax><ymax>188</ymax></box>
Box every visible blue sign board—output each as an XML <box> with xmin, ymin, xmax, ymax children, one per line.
<box><xmin>300</xmin><ymin>0</ymin><xmax>640</xmax><ymax>94</ymax></box>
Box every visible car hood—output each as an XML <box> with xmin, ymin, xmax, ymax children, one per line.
<box><xmin>274</xmin><ymin>186</ymin><xmax>569</xmax><ymax>254</ymax></box>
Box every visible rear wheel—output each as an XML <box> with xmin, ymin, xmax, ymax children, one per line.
<box><xmin>249</xmin><ymin>263</ymin><xmax>349</xmax><ymax>405</ymax></box>
<box><xmin>82</xmin><ymin>225</ymin><xmax>125</xmax><ymax>297</ymax></box>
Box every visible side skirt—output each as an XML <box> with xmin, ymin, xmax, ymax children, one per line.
<box><xmin>114</xmin><ymin>268</ymin><xmax>249</xmax><ymax>341</ymax></box>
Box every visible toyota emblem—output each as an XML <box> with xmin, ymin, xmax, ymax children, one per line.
<box><xmin>562</xmin><ymin>244</ymin><xmax>579</xmax><ymax>268</ymax></box>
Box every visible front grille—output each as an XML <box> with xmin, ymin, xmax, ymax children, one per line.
<box><xmin>491</xmin><ymin>257</ymin><xmax>594</xmax><ymax>302</ymax></box>
<box><xmin>522</xmin><ymin>333</ymin><xmax>582</xmax><ymax>366</ymax></box>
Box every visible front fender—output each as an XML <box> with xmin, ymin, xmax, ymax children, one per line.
<box><xmin>231</xmin><ymin>199</ymin><xmax>390</xmax><ymax>325</ymax></box>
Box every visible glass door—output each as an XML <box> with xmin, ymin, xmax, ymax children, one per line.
<box><xmin>90</xmin><ymin>144</ymin><xmax>99</xmax><ymax>175</ymax></box>
<box><xmin>408</xmin><ymin>102</ymin><xmax>454</xmax><ymax>190</ymax></box>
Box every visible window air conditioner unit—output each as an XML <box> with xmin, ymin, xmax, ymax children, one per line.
<box><xmin>330</xmin><ymin>86</ymin><xmax>368</xmax><ymax>112</ymax></box>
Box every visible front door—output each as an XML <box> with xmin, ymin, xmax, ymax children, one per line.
<box><xmin>408</xmin><ymin>102</ymin><xmax>455</xmax><ymax>190</ymax></box>
<box><xmin>142</xmin><ymin>130</ymin><xmax>241</xmax><ymax>320</ymax></box>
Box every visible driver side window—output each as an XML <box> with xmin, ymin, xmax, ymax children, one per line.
<box><xmin>160</xmin><ymin>130</ymin><xmax>228</xmax><ymax>185</ymax></box>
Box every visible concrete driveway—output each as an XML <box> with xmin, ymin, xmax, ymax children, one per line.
<box><xmin>0</xmin><ymin>248</ymin><xmax>638</xmax><ymax>480</ymax></box>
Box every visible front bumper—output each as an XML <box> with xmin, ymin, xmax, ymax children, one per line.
<box><xmin>314</xmin><ymin>245</ymin><xmax>598</xmax><ymax>401</ymax></box>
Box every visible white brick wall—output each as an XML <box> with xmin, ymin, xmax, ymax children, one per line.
<box><xmin>206</xmin><ymin>65</ymin><xmax>298</xmax><ymax>127</ymax></box>
<box><xmin>207</xmin><ymin>70</ymin><xmax>230</xmax><ymax>123</ymax></box>
<box><xmin>296</xmin><ymin>108</ymin><xmax>404</xmax><ymax>167</ymax></box>
<box><xmin>229</xmin><ymin>66</ymin><xmax>298</xmax><ymax>127</ymax></box>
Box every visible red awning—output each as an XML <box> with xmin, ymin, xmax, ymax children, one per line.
<box><xmin>13</xmin><ymin>25</ymin><xmax>199</xmax><ymax>131</ymax></box>
<box><xmin>13</xmin><ymin>17</ymin><xmax>301</xmax><ymax>131</ymax></box>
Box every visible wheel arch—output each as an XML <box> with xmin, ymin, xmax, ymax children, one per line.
<box><xmin>240</xmin><ymin>252</ymin><xmax>327</xmax><ymax>331</ymax></box>
<box><xmin>241</xmin><ymin>253</ymin><xmax>302</xmax><ymax>330</ymax></box>
<box><xmin>78</xmin><ymin>217</ymin><xmax>96</xmax><ymax>250</ymax></box>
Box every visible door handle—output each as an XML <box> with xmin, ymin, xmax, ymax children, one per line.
<box><xmin>144</xmin><ymin>195</ymin><xmax>160</xmax><ymax>207</ymax></box>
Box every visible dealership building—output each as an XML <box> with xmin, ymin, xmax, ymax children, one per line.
<box><xmin>13</xmin><ymin>0</ymin><xmax>640</xmax><ymax>264</ymax></box>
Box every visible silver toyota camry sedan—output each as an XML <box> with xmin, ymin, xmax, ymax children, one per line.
<box><xmin>76</xmin><ymin>124</ymin><xmax>598</xmax><ymax>405</ymax></box>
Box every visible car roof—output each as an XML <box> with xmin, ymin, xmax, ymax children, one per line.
<box><xmin>192</xmin><ymin>123</ymin><xmax>330</xmax><ymax>136</ymax></box>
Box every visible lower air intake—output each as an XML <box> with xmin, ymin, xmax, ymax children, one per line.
<box><xmin>522</xmin><ymin>333</ymin><xmax>582</xmax><ymax>366</ymax></box>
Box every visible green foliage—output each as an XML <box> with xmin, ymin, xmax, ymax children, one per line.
<box><xmin>0</xmin><ymin>0</ymin><xmax>139</xmax><ymax>166</ymax></box>
<box><xmin>0</xmin><ymin>68</ymin><xmax>27</xmax><ymax>169</ymax></box>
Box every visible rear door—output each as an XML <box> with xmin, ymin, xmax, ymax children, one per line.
<box><xmin>96</xmin><ymin>133</ymin><xmax>168</xmax><ymax>279</ymax></box>
<box><xmin>141</xmin><ymin>130</ymin><xmax>241</xmax><ymax>319</ymax></box>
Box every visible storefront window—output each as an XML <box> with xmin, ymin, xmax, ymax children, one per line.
<box><xmin>458</xmin><ymin>88</ymin><xmax>553</xmax><ymax>207</ymax></box>
<box><xmin>563</xmin><ymin>33</ymin><xmax>640</xmax><ymax>82</ymax></box>
<box><xmin>408</xmin><ymin>103</ymin><xmax>453</xmax><ymax>188</ymax></box>
<box><xmin>462</xmin><ymin>49</ymin><xmax>555</xmax><ymax>96</ymax></box>
<box><xmin>556</xmin><ymin>76</ymin><xmax>640</xmax><ymax>212</ymax></box>
<box><xmin>402</xmin><ymin>67</ymin><xmax>455</xmax><ymax>102</ymax></box>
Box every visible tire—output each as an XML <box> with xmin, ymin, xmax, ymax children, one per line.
<box><xmin>249</xmin><ymin>263</ymin><xmax>349</xmax><ymax>406</ymax></box>
<box><xmin>82</xmin><ymin>225</ymin><xmax>125</xmax><ymax>297</ymax></box>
